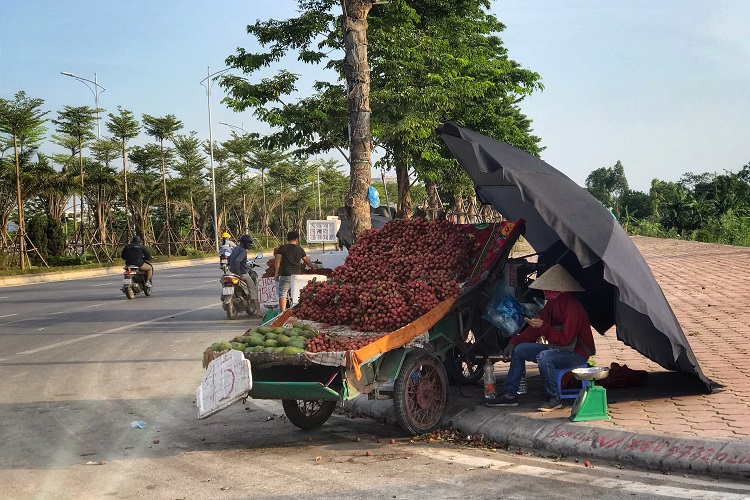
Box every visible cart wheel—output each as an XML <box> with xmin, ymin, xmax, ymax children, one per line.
<box><xmin>445</xmin><ymin>330</ymin><xmax>485</xmax><ymax>385</ymax></box>
<box><xmin>394</xmin><ymin>351</ymin><xmax>448</xmax><ymax>435</ymax></box>
<box><xmin>282</xmin><ymin>399</ymin><xmax>337</xmax><ymax>430</ymax></box>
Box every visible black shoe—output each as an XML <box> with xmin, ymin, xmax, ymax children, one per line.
<box><xmin>537</xmin><ymin>397</ymin><xmax>562</xmax><ymax>412</ymax></box>
<box><xmin>486</xmin><ymin>394</ymin><xmax>518</xmax><ymax>407</ymax></box>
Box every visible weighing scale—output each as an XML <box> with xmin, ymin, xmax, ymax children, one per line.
<box><xmin>569</xmin><ymin>366</ymin><xmax>610</xmax><ymax>421</ymax></box>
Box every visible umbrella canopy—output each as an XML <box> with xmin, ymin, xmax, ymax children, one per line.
<box><xmin>437</xmin><ymin>121</ymin><xmax>713</xmax><ymax>392</ymax></box>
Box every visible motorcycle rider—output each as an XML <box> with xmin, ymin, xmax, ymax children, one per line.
<box><xmin>228</xmin><ymin>234</ymin><xmax>261</xmax><ymax>317</ymax></box>
<box><xmin>121</xmin><ymin>235</ymin><xmax>153</xmax><ymax>288</ymax></box>
<box><xmin>219</xmin><ymin>232</ymin><xmax>236</xmax><ymax>255</ymax></box>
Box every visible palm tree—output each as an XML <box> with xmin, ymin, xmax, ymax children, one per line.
<box><xmin>141</xmin><ymin>113</ymin><xmax>183</xmax><ymax>255</ymax></box>
<box><xmin>52</xmin><ymin>105</ymin><xmax>98</xmax><ymax>251</ymax></box>
<box><xmin>0</xmin><ymin>91</ymin><xmax>48</xmax><ymax>269</ymax></box>
<box><xmin>106</xmin><ymin>107</ymin><xmax>140</xmax><ymax>233</ymax></box>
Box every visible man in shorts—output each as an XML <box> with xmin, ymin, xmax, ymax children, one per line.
<box><xmin>274</xmin><ymin>230</ymin><xmax>314</xmax><ymax>311</ymax></box>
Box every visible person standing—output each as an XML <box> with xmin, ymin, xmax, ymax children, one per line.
<box><xmin>274</xmin><ymin>230</ymin><xmax>314</xmax><ymax>311</ymax></box>
<box><xmin>121</xmin><ymin>235</ymin><xmax>153</xmax><ymax>287</ymax></box>
<box><xmin>490</xmin><ymin>264</ymin><xmax>595</xmax><ymax>412</ymax></box>
<box><xmin>228</xmin><ymin>234</ymin><xmax>262</xmax><ymax>317</ymax></box>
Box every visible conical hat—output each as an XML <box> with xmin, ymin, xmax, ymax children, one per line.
<box><xmin>529</xmin><ymin>264</ymin><xmax>584</xmax><ymax>292</ymax></box>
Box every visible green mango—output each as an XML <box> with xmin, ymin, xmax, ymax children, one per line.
<box><xmin>282</xmin><ymin>346</ymin><xmax>305</xmax><ymax>355</ymax></box>
<box><xmin>274</xmin><ymin>346</ymin><xmax>286</xmax><ymax>353</ymax></box>
<box><xmin>276</xmin><ymin>334</ymin><xmax>291</xmax><ymax>347</ymax></box>
<box><xmin>263</xmin><ymin>339</ymin><xmax>278</xmax><ymax>348</ymax></box>
<box><xmin>211</xmin><ymin>342</ymin><xmax>223</xmax><ymax>352</ymax></box>
<box><xmin>287</xmin><ymin>339</ymin><xmax>307</xmax><ymax>350</ymax></box>
<box><xmin>302</xmin><ymin>330</ymin><xmax>317</xmax><ymax>339</ymax></box>
<box><xmin>230</xmin><ymin>342</ymin><xmax>245</xmax><ymax>350</ymax></box>
<box><xmin>263</xmin><ymin>347</ymin><xmax>276</xmax><ymax>353</ymax></box>
<box><xmin>273</xmin><ymin>327</ymin><xmax>286</xmax><ymax>334</ymax></box>
<box><xmin>233</xmin><ymin>336</ymin><xmax>246</xmax><ymax>343</ymax></box>
<box><xmin>219</xmin><ymin>341</ymin><xmax>232</xmax><ymax>351</ymax></box>
<box><xmin>257</xmin><ymin>326</ymin><xmax>273</xmax><ymax>334</ymax></box>
<box><xmin>264</xmin><ymin>332</ymin><xmax>278</xmax><ymax>341</ymax></box>
<box><xmin>246</xmin><ymin>335</ymin><xmax>265</xmax><ymax>347</ymax></box>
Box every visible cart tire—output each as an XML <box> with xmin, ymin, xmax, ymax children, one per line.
<box><xmin>393</xmin><ymin>351</ymin><xmax>448</xmax><ymax>435</ymax></box>
<box><xmin>226</xmin><ymin>299</ymin><xmax>237</xmax><ymax>320</ymax></box>
<box><xmin>282</xmin><ymin>399</ymin><xmax>337</xmax><ymax>430</ymax></box>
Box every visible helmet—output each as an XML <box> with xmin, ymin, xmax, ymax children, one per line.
<box><xmin>222</xmin><ymin>232</ymin><xmax>230</xmax><ymax>239</ymax></box>
<box><xmin>130</xmin><ymin>235</ymin><xmax>141</xmax><ymax>244</ymax></box>
<box><xmin>239</xmin><ymin>234</ymin><xmax>254</xmax><ymax>248</ymax></box>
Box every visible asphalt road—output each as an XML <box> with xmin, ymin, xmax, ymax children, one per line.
<box><xmin>0</xmin><ymin>263</ymin><xmax>748</xmax><ymax>499</ymax></box>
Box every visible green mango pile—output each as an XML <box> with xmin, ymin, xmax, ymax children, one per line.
<box><xmin>209</xmin><ymin>322</ymin><xmax>318</xmax><ymax>356</ymax></box>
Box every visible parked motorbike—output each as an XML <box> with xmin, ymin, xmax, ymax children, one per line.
<box><xmin>122</xmin><ymin>264</ymin><xmax>152</xmax><ymax>300</ymax></box>
<box><xmin>220</xmin><ymin>253</ymin><xmax>263</xmax><ymax>319</ymax></box>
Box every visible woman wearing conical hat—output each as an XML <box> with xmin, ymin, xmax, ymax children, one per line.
<box><xmin>488</xmin><ymin>264</ymin><xmax>596</xmax><ymax>412</ymax></box>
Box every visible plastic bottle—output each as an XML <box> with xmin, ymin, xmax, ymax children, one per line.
<box><xmin>518</xmin><ymin>366</ymin><xmax>528</xmax><ymax>395</ymax></box>
<box><xmin>483</xmin><ymin>359</ymin><xmax>497</xmax><ymax>400</ymax></box>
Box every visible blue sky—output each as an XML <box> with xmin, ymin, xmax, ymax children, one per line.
<box><xmin>2</xmin><ymin>1</ymin><xmax>749</xmax><ymax>192</ymax></box>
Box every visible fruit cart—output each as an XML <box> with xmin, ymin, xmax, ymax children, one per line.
<box><xmin>197</xmin><ymin>218</ymin><xmax>528</xmax><ymax>435</ymax></box>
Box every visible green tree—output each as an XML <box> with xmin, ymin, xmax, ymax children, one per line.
<box><xmin>0</xmin><ymin>91</ymin><xmax>49</xmax><ymax>269</ymax></box>
<box><xmin>172</xmin><ymin>132</ymin><xmax>208</xmax><ymax>249</ymax></box>
<box><xmin>52</xmin><ymin>105</ymin><xmax>98</xmax><ymax>249</ymax></box>
<box><xmin>224</xmin><ymin>0</ymin><xmax>374</xmax><ymax>239</ymax></box>
<box><xmin>128</xmin><ymin>144</ymin><xmax>167</xmax><ymax>241</ymax></box>
<box><xmin>585</xmin><ymin>160</ymin><xmax>629</xmax><ymax>218</ymax></box>
<box><xmin>222</xmin><ymin>132</ymin><xmax>257</xmax><ymax>233</ymax></box>
<box><xmin>141</xmin><ymin>113</ymin><xmax>183</xmax><ymax>254</ymax></box>
<box><xmin>106</xmin><ymin>107</ymin><xmax>141</xmax><ymax>232</ymax></box>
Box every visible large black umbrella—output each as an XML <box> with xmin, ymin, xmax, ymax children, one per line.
<box><xmin>437</xmin><ymin>121</ymin><xmax>713</xmax><ymax>392</ymax></box>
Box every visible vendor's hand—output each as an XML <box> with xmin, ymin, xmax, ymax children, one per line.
<box><xmin>501</xmin><ymin>343</ymin><xmax>514</xmax><ymax>362</ymax></box>
<box><xmin>524</xmin><ymin>317</ymin><xmax>543</xmax><ymax>329</ymax></box>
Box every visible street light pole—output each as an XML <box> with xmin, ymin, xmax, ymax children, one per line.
<box><xmin>60</xmin><ymin>71</ymin><xmax>105</xmax><ymax>138</ymax></box>
<box><xmin>200</xmin><ymin>66</ymin><xmax>232</xmax><ymax>254</ymax></box>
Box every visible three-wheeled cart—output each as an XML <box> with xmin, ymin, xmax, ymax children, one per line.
<box><xmin>199</xmin><ymin>219</ymin><xmax>539</xmax><ymax>435</ymax></box>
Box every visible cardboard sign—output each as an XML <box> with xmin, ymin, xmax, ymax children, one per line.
<box><xmin>196</xmin><ymin>350</ymin><xmax>252</xmax><ymax>419</ymax></box>
<box><xmin>258</xmin><ymin>277</ymin><xmax>278</xmax><ymax>306</ymax></box>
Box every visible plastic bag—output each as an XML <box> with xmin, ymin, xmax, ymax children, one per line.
<box><xmin>482</xmin><ymin>289</ymin><xmax>530</xmax><ymax>337</ymax></box>
<box><xmin>368</xmin><ymin>186</ymin><xmax>381</xmax><ymax>208</ymax></box>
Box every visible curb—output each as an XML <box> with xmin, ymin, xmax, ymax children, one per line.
<box><xmin>344</xmin><ymin>394</ymin><xmax>750</xmax><ymax>481</ymax></box>
<box><xmin>0</xmin><ymin>257</ymin><xmax>216</xmax><ymax>287</ymax></box>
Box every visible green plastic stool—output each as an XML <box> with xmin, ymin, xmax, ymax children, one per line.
<box><xmin>262</xmin><ymin>308</ymin><xmax>280</xmax><ymax>324</ymax></box>
<box><xmin>569</xmin><ymin>383</ymin><xmax>609</xmax><ymax>421</ymax></box>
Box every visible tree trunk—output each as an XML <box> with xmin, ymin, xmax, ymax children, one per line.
<box><xmin>395</xmin><ymin>161</ymin><xmax>412</xmax><ymax>219</ymax></box>
<box><xmin>342</xmin><ymin>0</ymin><xmax>373</xmax><ymax>241</ymax></box>
<box><xmin>159</xmin><ymin>139</ymin><xmax>171</xmax><ymax>256</ymax></box>
<box><xmin>121</xmin><ymin>138</ymin><xmax>131</xmax><ymax>234</ymax></box>
<box><xmin>452</xmin><ymin>195</ymin><xmax>466</xmax><ymax>224</ymax></box>
<box><xmin>13</xmin><ymin>135</ymin><xmax>26</xmax><ymax>270</ymax></box>
<box><xmin>425</xmin><ymin>179</ymin><xmax>443</xmax><ymax>220</ymax></box>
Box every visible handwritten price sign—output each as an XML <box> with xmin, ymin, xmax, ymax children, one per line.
<box><xmin>196</xmin><ymin>350</ymin><xmax>252</xmax><ymax>419</ymax></box>
<box><xmin>258</xmin><ymin>277</ymin><xmax>278</xmax><ymax>305</ymax></box>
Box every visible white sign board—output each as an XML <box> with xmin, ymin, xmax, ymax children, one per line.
<box><xmin>258</xmin><ymin>276</ymin><xmax>278</xmax><ymax>306</ymax></box>
<box><xmin>306</xmin><ymin>220</ymin><xmax>338</xmax><ymax>243</ymax></box>
<box><xmin>196</xmin><ymin>350</ymin><xmax>252</xmax><ymax>419</ymax></box>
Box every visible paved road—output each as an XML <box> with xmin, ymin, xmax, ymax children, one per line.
<box><xmin>1</xmin><ymin>264</ymin><xmax>749</xmax><ymax>499</ymax></box>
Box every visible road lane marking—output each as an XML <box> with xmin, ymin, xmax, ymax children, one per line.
<box><xmin>414</xmin><ymin>449</ymin><xmax>750</xmax><ymax>499</ymax></box>
<box><xmin>90</xmin><ymin>282</ymin><xmax>114</xmax><ymax>287</ymax></box>
<box><xmin>163</xmin><ymin>274</ymin><xmax>185</xmax><ymax>278</ymax></box>
<box><xmin>0</xmin><ymin>313</ymin><xmax>19</xmax><ymax>319</ymax></box>
<box><xmin>50</xmin><ymin>303</ymin><xmax>105</xmax><ymax>315</ymax></box>
<box><xmin>0</xmin><ymin>296</ymin><xmax>8</xmax><ymax>299</ymax></box>
<box><xmin>177</xmin><ymin>284</ymin><xmax>213</xmax><ymax>291</ymax></box>
<box><xmin>12</xmin><ymin>303</ymin><xmax>217</xmax><ymax>356</ymax></box>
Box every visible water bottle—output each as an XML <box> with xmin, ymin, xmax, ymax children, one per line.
<box><xmin>518</xmin><ymin>366</ymin><xmax>528</xmax><ymax>395</ymax></box>
<box><xmin>483</xmin><ymin>359</ymin><xmax>497</xmax><ymax>400</ymax></box>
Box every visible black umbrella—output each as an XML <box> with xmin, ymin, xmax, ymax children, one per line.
<box><xmin>437</xmin><ymin>121</ymin><xmax>713</xmax><ymax>392</ymax></box>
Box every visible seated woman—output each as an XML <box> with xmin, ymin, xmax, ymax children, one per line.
<box><xmin>489</xmin><ymin>264</ymin><xmax>595</xmax><ymax>412</ymax></box>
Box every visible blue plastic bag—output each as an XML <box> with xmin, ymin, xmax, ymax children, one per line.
<box><xmin>482</xmin><ymin>288</ymin><xmax>530</xmax><ymax>337</ymax></box>
<box><xmin>368</xmin><ymin>186</ymin><xmax>381</xmax><ymax>208</ymax></box>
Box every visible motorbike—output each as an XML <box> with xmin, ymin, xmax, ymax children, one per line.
<box><xmin>122</xmin><ymin>264</ymin><xmax>152</xmax><ymax>300</ymax></box>
<box><xmin>220</xmin><ymin>253</ymin><xmax>263</xmax><ymax>319</ymax></box>
<box><xmin>219</xmin><ymin>249</ymin><xmax>231</xmax><ymax>273</ymax></box>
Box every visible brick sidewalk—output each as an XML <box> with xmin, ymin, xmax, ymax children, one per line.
<box><xmin>486</xmin><ymin>236</ymin><xmax>750</xmax><ymax>441</ymax></box>
<box><xmin>590</xmin><ymin>236</ymin><xmax>750</xmax><ymax>441</ymax></box>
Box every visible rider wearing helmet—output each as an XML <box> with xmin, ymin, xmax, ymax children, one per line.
<box><xmin>228</xmin><ymin>234</ymin><xmax>261</xmax><ymax>317</ymax></box>
<box><xmin>121</xmin><ymin>235</ymin><xmax>153</xmax><ymax>287</ymax></box>
<box><xmin>219</xmin><ymin>232</ymin><xmax>236</xmax><ymax>254</ymax></box>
